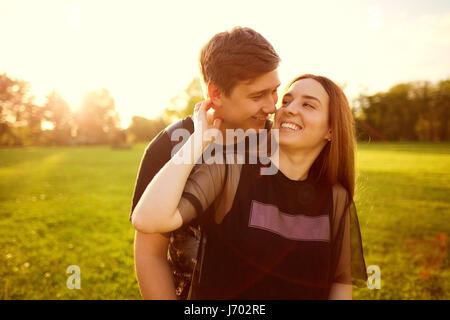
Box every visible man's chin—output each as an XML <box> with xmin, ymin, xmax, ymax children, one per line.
<box><xmin>243</xmin><ymin>126</ymin><xmax>266</xmax><ymax>133</ymax></box>
<box><xmin>250</xmin><ymin>120</ymin><xmax>269</xmax><ymax>131</ymax></box>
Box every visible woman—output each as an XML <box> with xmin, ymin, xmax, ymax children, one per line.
<box><xmin>132</xmin><ymin>74</ymin><xmax>367</xmax><ymax>299</ymax></box>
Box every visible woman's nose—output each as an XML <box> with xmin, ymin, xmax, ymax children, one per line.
<box><xmin>284</xmin><ymin>102</ymin><xmax>299</xmax><ymax>116</ymax></box>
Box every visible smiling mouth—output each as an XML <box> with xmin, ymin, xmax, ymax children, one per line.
<box><xmin>279</xmin><ymin>121</ymin><xmax>303</xmax><ymax>132</ymax></box>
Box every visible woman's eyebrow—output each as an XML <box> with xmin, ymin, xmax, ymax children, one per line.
<box><xmin>302</xmin><ymin>95</ymin><xmax>321</xmax><ymax>105</ymax></box>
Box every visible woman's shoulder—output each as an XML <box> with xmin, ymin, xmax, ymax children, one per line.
<box><xmin>331</xmin><ymin>182</ymin><xmax>351</xmax><ymax>211</ymax></box>
<box><xmin>331</xmin><ymin>183</ymin><xmax>348</xmax><ymax>197</ymax></box>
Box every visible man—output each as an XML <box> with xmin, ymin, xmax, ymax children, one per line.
<box><xmin>129</xmin><ymin>26</ymin><xmax>280</xmax><ymax>299</ymax></box>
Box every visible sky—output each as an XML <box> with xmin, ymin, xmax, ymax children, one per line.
<box><xmin>1</xmin><ymin>0</ymin><xmax>449</xmax><ymax>128</ymax></box>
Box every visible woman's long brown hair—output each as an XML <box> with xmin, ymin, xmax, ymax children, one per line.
<box><xmin>286</xmin><ymin>74</ymin><xmax>356</xmax><ymax>198</ymax></box>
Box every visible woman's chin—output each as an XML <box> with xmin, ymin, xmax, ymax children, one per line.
<box><xmin>278</xmin><ymin>128</ymin><xmax>302</xmax><ymax>140</ymax></box>
<box><xmin>278</xmin><ymin>135</ymin><xmax>301</xmax><ymax>147</ymax></box>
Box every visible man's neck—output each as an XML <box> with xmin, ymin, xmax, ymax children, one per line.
<box><xmin>215</xmin><ymin>123</ymin><xmax>257</xmax><ymax>146</ymax></box>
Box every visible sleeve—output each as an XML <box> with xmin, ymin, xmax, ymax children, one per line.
<box><xmin>177</xmin><ymin>163</ymin><xmax>228</xmax><ymax>226</ymax></box>
<box><xmin>331</xmin><ymin>185</ymin><xmax>367</xmax><ymax>287</ymax></box>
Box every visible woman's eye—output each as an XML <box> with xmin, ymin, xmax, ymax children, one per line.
<box><xmin>303</xmin><ymin>103</ymin><xmax>314</xmax><ymax>108</ymax></box>
<box><xmin>281</xmin><ymin>100</ymin><xmax>290</xmax><ymax>107</ymax></box>
<box><xmin>252</xmin><ymin>95</ymin><xmax>263</xmax><ymax>101</ymax></box>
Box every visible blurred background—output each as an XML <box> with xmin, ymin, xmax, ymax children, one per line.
<box><xmin>0</xmin><ymin>0</ymin><xmax>449</xmax><ymax>299</ymax></box>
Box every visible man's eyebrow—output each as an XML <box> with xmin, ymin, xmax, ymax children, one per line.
<box><xmin>248</xmin><ymin>83</ymin><xmax>281</xmax><ymax>97</ymax></box>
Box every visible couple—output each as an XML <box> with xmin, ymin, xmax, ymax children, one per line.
<box><xmin>130</xmin><ymin>27</ymin><xmax>367</xmax><ymax>300</ymax></box>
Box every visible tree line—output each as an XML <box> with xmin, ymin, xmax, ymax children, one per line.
<box><xmin>355</xmin><ymin>80</ymin><xmax>449</xmax><ymax>141</ymax></box>
<box><xmin>0</xmin><ymin>73</ymin><xmax>448</xmax><ymax>147</ymax></box>
<box><xmin>0</xmin><ymin>73</ymin><xmax>123</xmax><ymax>147</ymax></box>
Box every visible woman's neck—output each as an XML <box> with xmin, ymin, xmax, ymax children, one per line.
<box><xmin>271</xmin><ymin>146</ymin><xmax>321</xmax><ymax>181</ymax></box>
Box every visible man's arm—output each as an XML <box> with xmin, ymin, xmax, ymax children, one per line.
<box><xmin>130</xmin><ymin>126</ymin><xmax>186</xmax><ymax>300</ymax></box>
<box><xmin>134</xmin><ymin>231</ymin><xmax>177</xmax><ymax>299</ymax></box>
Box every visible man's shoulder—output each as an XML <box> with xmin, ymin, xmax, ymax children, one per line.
<box><xmin>144</xmin><ymin>116</ymin><xmax>194</xmax><ymax>151</ymax></box>
<box><xmin>165</xmin><ymin>116</ymin><xmax>194</xmax><ymax>137</ymax></box>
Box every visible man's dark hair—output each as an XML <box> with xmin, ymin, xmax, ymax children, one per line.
<box><xmin>199</xmin><ymin>26</ymin><xmax>280</xmax><ymax>96</ymax></box>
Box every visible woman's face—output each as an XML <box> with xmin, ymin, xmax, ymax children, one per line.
<box><xmin>273</xmin><ymin>78</ymin><xmax>331</xmax><ymax>151</ymax></box>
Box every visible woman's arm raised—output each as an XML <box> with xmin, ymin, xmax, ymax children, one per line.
<box><xmin>132</xmin><ymin>101</ymin><xmax>222</xmax><ymax>234</ymax></box>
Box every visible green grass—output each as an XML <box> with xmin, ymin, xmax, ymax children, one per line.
<box><xmin>353</xmin><ymin>142</ymin><xmax>450</xmax><ymax>299</ymax></box>
<box><xmin>0</xmin><ymin>142</ymin><xmax>449</xmax><ymax>299</ymax></box>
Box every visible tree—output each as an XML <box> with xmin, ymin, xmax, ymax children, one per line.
<box><xmin>73</xmin><ymin>88</ymin><xmax>121</xmax><ymax>145</ymax></box>
<box><xmin>42</xmin><ymin>91</ymin><xmax>73</xmax><ymax>145</ymax></box>
<box><xmin>431</xmin><ymin>79</ymin><xmax>450</xmax><ymax>141</ymax></box>
<box><xmin>0</xmin><ymin>73</ymin><xmax>43</xmax><ymax>146</ymax></box>
<box><xmin>163</xmin><ymin>77</ymin><xmax>203</xmax><ymax>122</ymax></box>
<box><xmin>126</xmin><ymin>116</ymin><xmax>167</xmax><ymax>143</ymax></box>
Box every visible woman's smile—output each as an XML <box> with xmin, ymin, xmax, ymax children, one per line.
<box><xmin>279</xmin><ymin>121</ymin><xmax>303</xmax><ymax>133</ymax></box>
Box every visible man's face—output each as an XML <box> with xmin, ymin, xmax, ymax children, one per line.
<box><xmin>216</xmin><ymin>69</ymin><xmax>280</xmax><ymax>132</ymax></box>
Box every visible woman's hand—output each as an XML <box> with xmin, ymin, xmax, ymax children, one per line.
<box><xmin>193</xmin><ymin>100</ymin><xmax>223</xmax><ymax>150</ymax></box>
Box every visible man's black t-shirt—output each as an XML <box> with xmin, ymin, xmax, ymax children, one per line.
<box><xmin>129</xmin><ymin>116</ymin><xmax>194</xmax><ymax>222</ymax></box>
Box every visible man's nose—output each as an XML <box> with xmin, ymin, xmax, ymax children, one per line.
<box><xmin>262</xmin><ymin>95</ymin><xmax>277</xmax><ymax>114</ymax></box>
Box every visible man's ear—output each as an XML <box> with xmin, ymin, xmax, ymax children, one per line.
<box><xmin>207</xmin><ymin>82</ymin><xmax>223</xmax><ymax>109</ymax></box>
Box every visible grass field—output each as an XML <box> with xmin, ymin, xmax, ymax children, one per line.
<box><xmin>0</xmin><ymin>142</ymin><xmax>449</xmax><ymax>299</ymax></box>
